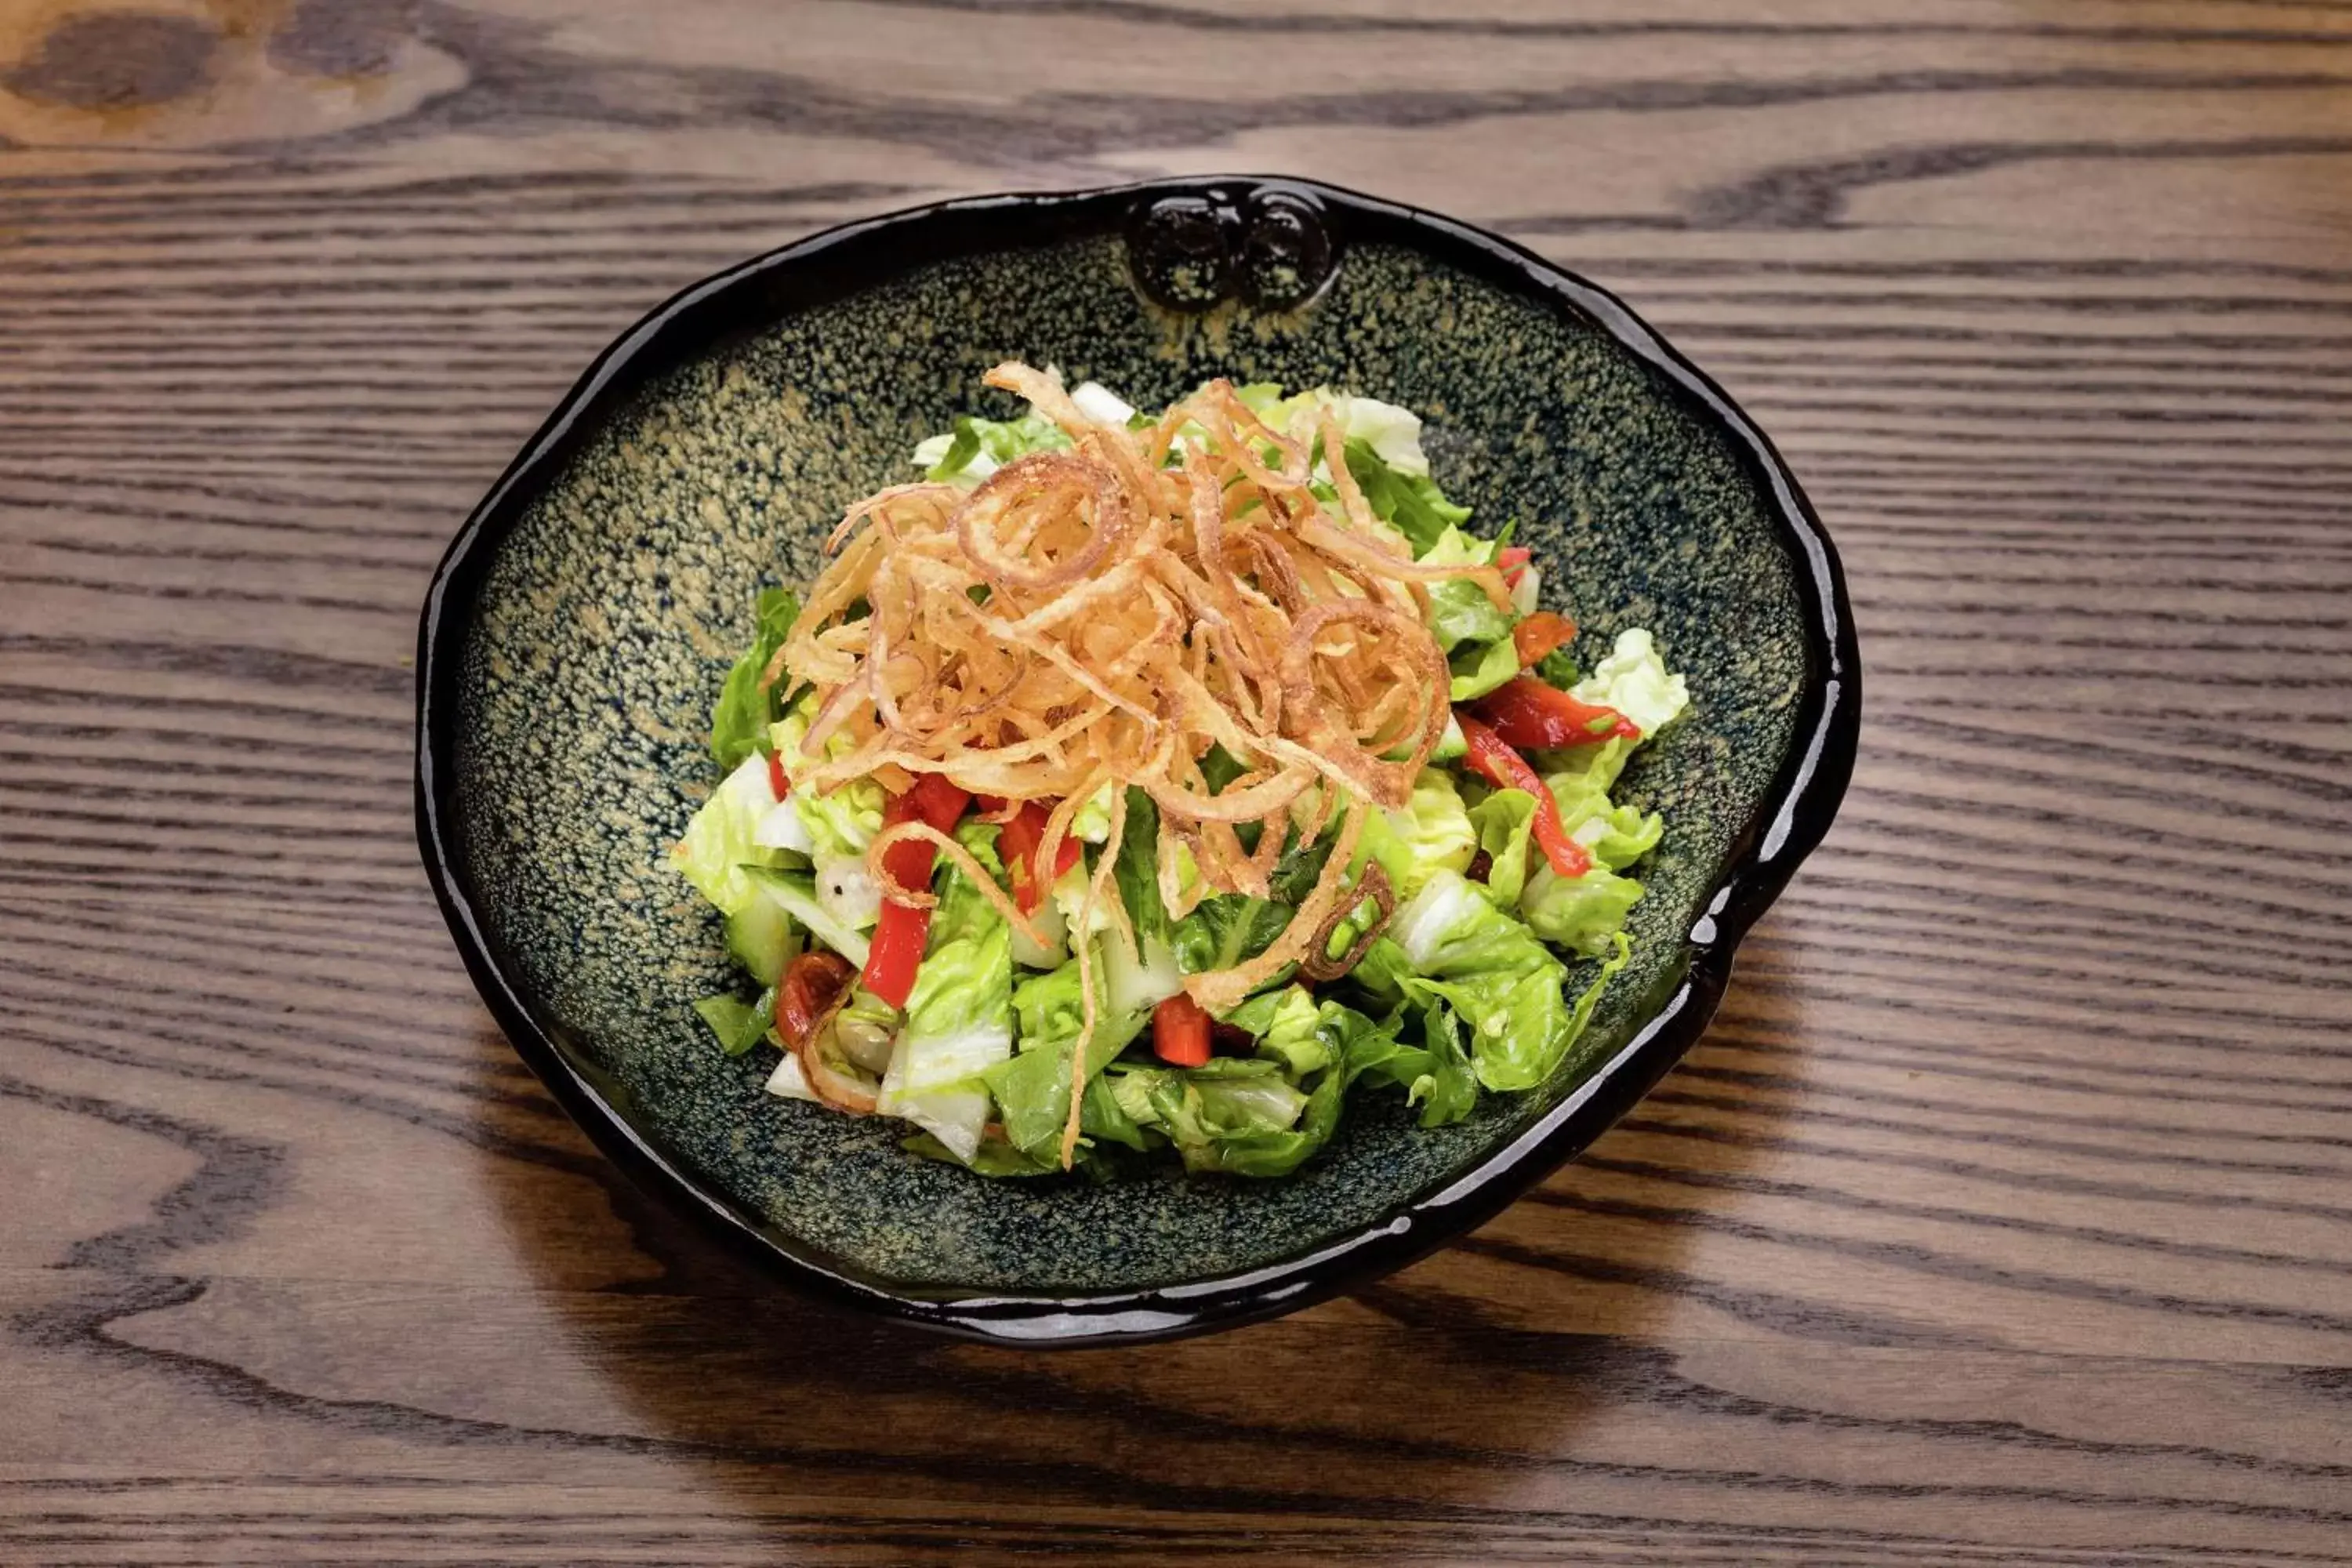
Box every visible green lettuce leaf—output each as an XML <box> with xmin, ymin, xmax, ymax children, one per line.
<box><xmin>881</xmin><ymin>822</ymin><xmax>1017</xmax><ymax>1163</ymax></box>
<box><xmin>1341</xmin><ymin>437</ymin><xmax>1470</xmax><ymax>555</ymax></box>
<box><xmin>1358</xmin><ymin>767</ymin><xmax>1478</xmax><ymax>899</ymax></box>
<box><xmin>1410</xmin><ymin>1000</ymin><xmax>1483</xmax><ymax>1125</ymax></box>
<box><xmin>1167</xmin><ymin>825</ymin><xmax>1330</xmax><ymax>980</ymax></box>
<box><xmin>791</xmin><ymin>779</ymin><xmax>887</xmax><ymax>861</ymax></box>
<box><xmin>1531</xmin><ymin>646</ymin><xmax>1581</xmax><ymax>691</ymax></box>
<box><xmin>913</xmin><ymin>409</ymin><xmax>1073</xmax><ymax>486</ymax></box>
<box><xmin>672</xmin><ymin>753</ymin><xmax>784</xmax><ymax>917</ymax></box>
<box><xmin>1466</xmin><ymin>787</ymin><xmax>1541</xmax><ymax>907</ymax></box>
<box><xmin>1113</xmin><ymin>1058</ymin><xmax>1324</xmax><ymax>1178</ymax></box>
<box><xmin>903</xmin><ymin>1131</ymin><xmax>1062</xmax><ymax>1177</ymax></box>
<box><xmin>1387</xmin><ymin>868</ymin><xmax>1584</xmax><ymax>1093</ymax></box>
<box><xmin>1220</xmin><ymin>984</ymin><xmax>1330</xmax><ymax>1075</ymax></box>
<box><xmin>1571</xmin><ymin>627</ymin><xmax>1690</xmax><ymax>737</ymax></box>
<box><xmin>1449</xmin><ymin>634</ymin><xmax>1520</xmax><ymax>703</ymax></box>
<box><xmin>692</xmin><ymin>989</ymin><xmax>775</xmax><ymax>1057</ymax></box>
<box><xmin>1110</xmin><ymin>787</ymin><xmax>1172</xmax><ymax>947</ymax></box>
<box><xmin>984</xmin><ymin>956</ymin><xmax>1150</xmax><ymax>1162</ymax></box>
<box><xmin>1420</xmin><ymin>528</ymin><xmax>1512</xmax><ymax>653</ymax></box>
<box><xmin>1519</xmin><ymin>861</ymin><xmax>1646</xmax><ymax>958</ymax></box>
<box><xmin>1544</xmin><ymin>750</ymin><xmax>1665</xmax><ymax>872</ymax></box>
<box><xmin>710</xmin><ymin>588</ymin><xmax>799</xmax><ymax>771</ymax></box>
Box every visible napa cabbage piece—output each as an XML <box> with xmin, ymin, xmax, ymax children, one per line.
<box><xmin>1573</xmin><ymin>628</ymin><xmax>1690</xmax><ymax>739</ymax></box>
<box><xmin>672</xmin><ymin>753</ymin><xmax>786</xmax><ymax>918</ymax></box>
<box><xmin>877</xmin><ymin>823</ymin><xmax>1018</xmax><ymax>1163</ymax></box>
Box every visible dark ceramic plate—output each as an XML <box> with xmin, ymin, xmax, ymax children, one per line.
<box><xmin>416</xmin><ymin>176</ymin><xmax>1858</xmax><ymax>1347</ymax></box>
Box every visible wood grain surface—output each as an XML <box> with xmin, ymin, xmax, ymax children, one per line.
<box><xmin>5</xmin><ymin>0</ymin><xmax>2351</xmax><ymax>1562</ymax></box>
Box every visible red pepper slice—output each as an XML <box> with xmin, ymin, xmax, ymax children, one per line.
<box><xmin>998</xmin><ymin>802</ymin><xmax>1046</xmax><ymax>912</ymax></box>
<box><xmin>776</xmin><ymin>949</ymin><xmax>854</xmax><ymax>1048</ymax></box>
<box><xmin>1152</xmin><ymin>993</ymin><xmax>1213</xmax><ymax>1067</ymax></box>
<box><xmin>1510</xmin><ymin>611</ymin><xmax>1577</xmax><ymax>669</ymax></box>
<box><xmin>859</xmin><ymin>779</ymin><xmax>973</xmax><ymax>1008</ymax></box>
<box><xmin>862</xmin><ymin>901</ymin><xmax>927</xmax><ymax>1010</ymax></box>
<box><xmin>1497</xmin><ymin>543</ymin><xmax>1533</xmax><ymax>588</ymax></box>
<box><xmin>1472</xmin><ymin>675</ymin><xmax>1640</xmax><ymax>750</ymax></box>
<box><xmin>1454</xmin><ymin>710</ymin><xmax>1592</xmax><ymax>880</ymax></box>
<box><xmin>765</xmin><ymin>750</ymin><xmax>790</xmax><ymax>800</ymax></box>
<box><xmin>992</xmin><ymin>800</ymin><xmax>1085</xmax><ymax>913</ymax></box>
<box><xmin>1047</xmin><ymin>822</ymin><xmax>1083</xmax><ymax>883</ymax></box>
<box><xmin>902</xmin><ymin>772</ymin><xmax>972</xmax><ymax>834</ymax></box>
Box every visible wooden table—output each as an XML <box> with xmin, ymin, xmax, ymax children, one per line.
<box><xmin>5</xmin><ymin>2</ymin><xmax>2350</xmax><ymax>1562</ymax></box>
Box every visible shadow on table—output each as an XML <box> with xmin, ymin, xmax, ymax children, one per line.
<box><xmin>475</xmin><ymin>922</ymin><xmax>1815</xmax><ymax>1525</ymax></box>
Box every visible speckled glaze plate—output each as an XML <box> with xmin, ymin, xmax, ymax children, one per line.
<box><xmin>416</xmin><ymin>176</ymin><xmax>1859</xmax><ymax>1347</ymax></box>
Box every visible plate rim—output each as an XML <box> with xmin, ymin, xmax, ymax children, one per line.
<box><xmin>413</xmin><ymin>173</ymin><xmax>1861</xmax><ymax>1348</ymax></box>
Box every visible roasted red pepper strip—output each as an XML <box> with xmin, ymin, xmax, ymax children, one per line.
<box><xmin>776</xmin><ymin>949</ymin><xmax>854</xmax><ymax>1048</ymax></box>
<box><xmin>1510</xmin><ymin>611</ymin><xmax>1577</xmax><ymax>669</ymax></box>
<box><xmin>1472</xmin><ymin>675</ymin><xmax>1641</xmax><ymax>750</ymax></box>
<box><xmin>992</xmin><ymin>800</ymin><xmax>1083</xmax><ymax>913</ymax></box>
<box><xmin>1497</xmin><ymin>543</ymin><xmax>1533</xmax><ymax>588</ymax></box>
<box><xmin>902</xmin><ymin>772</ymin><xmax>972</xmax><ymax>835</ymax></box>
<box><xmin>859</xmin><ymin>779</ymin><xmax>973</xmax><ymax>1008</ymax></box>
<box><xmin>1454</xmin><ymin>710</ymin><xmax>1593</xmax><ymax>880</ymax></box>
<box><xmin>997</xmin><ymin>804</ymin><xmax>1044</xmax><ymax>909</ymax></box>
<box><xmin>765</xmin><ymin>750</ymin><xmax>790</xmax><ymax>800</ymax></box>
<box><xmin>1152</xmin><ymin>993</ymin><xmax>1213</xmax><ymax>1067</ymax></box>
<box><xmin>862</xmin><ymin>902</ymin><xmax>927</xmax><ymax>1010</ymax></box>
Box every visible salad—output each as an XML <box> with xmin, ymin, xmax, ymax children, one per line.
<box><xmin>674</xmin><ymin>365</ymin><xmax>1689</xmax><ymax>1179</ymax></box>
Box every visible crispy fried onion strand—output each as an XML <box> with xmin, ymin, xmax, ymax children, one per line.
<box><xmin>778</xmin><ymin>364</ymin><xmax>1485</xmax><ymax>1159</ymax></box>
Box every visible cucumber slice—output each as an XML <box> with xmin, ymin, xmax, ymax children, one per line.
<box><xmin>1432</xmin><ymin>712</ymin><xmax>1468</xmax><ymax>762</ymax></box>
<box><xmin>725</xmin><ymin>892</ymin><xmax>800</xmax><ymax>985</ymax></box>
<box><xmin>740</xmin><ymin>864</ymin><xmax>872</xmax><ymax>969</ymax></box>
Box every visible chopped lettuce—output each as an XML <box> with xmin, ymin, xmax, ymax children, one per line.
<box><xmin>1344</xmin><ymin>437</ymin><xmax>1470</xmax><ymax>556</ymax></box>
<box><xmin>693</xmin><ymin>989</ymin><xmax>775</xmax><ymax>1057</ymax></box>
<box><xmin>1359</xmin><ymin>767</ymin><xmax>1478</xmax><ymax>898</ymax></box>
<box><xmin>1112</xmin><ymin>1058</ymin><xmax>1332</xmax><ymax>1178</ymax></box>
<box><xmin>1069</xmin><ymin>379</ymin><xmax>1135</xmax><ymax>427</ymax></box>
<box><xmin>1466</xmin><ymin>787</ymin><xmax>1541</xmax><ymax>907</ymax></box>
<box><xmin>1237</xmin><ymin>387</ymin><xmax>1434</xmax><ymax>476</ymax></box>
<box><xmin>738</xmin><ymin>865</ymin><xmax>870</xmax><ymax>969</ymax></box>
<box><xmin>1386</xmin><ymin>868</ymin><xmax>1601</xmax><ymax>1093</ymax></box>
<box><xmin>710</xmin><ymin>588</ymin><xmax>797</xmax><ymax>771</ymax></box>
<box><xmin>1421</xmin><ymin>528</ymin><xmax>1512</xmax><ymax>655</ymax></box>
<box><xmin>672</xmin><ymin>753</ymin><xmax>784</xmax><ymax>918</ymax></box>
<box><xmin>1110</xmin><ymin>787</ymin><xmax>1174</xmax><ymax>947</ymax></box>
<box><xmin>1545</xmin><ymin>746</ymin><xmax>1665</xmax><ymax>873</ymax></box>
<box><xmin>1573</xmin><ymin>628</ymin><xmax>1690</xmax><ymax>739</ymax></box>
<box><xmin>1070</xmin><ymin>782</ymin><xmax>1119</xmax><ymax>844</ymax></box>
<box><xmin>1519</xmin><ymin>861</ymin><xmax>1646</xmax><ymax>958</ymax></box>
<box><xmin>1171</xmin><ymin>892</ymin><xmax>1290</xmax><ymax>977</ymax></box>
<box><xmin>1532</xmin><ymin>645</ymin><xmax>1581</xmax><ymax>691</ymax></box>
<box><xmin>791</xmin><ymin>780</ymin><xmax>886</xmax><ymax>861</ymax></box>
<box><xmin>1221</xmin><ymin>985</ymin><xmax>1330</xmax><ymax>1075</ymax></box>
<box><xmin>1415</xmin><ymin>524</ymin><xmax>1518</xmax><ymax>701</ymax></box>
<box><xmin>880</xmin><ymin>822</ymin><xmax>1016</xmax><ymax>1163</ymax></box>
<box><xmin>984</xmin><ymin>955</ymin><xmax>1150</xmax><ymax>1163</ymax></box>
<box><xmin>914</xmin><ymin>410</ymin><xmax>1073</xmax><ymax>486</ymax></box>
<box><xmin>1449</xmin><ymin>633</ymin><xmax>1520</xmax><ymax>703</ymax></box>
